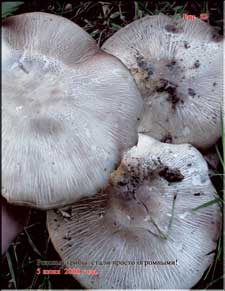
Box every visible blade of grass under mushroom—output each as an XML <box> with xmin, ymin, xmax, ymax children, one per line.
<box><xmin>2</xmin><ymin>2</ymin><xmax>24</xmax><ymax>19</ymax></box>
<box><xmin>2</xmin><ymin>12</ymin><xmax>143</xmax><ymax>209</ymax></box>
<box><xmin>47</xmin><ymin>134</ymin><xmax>222</xmax><ymax>289</ymax></box>
<box><xmin>102</xmin><ymin>14</ymin><xmax>223</xmax><ymax>149</ymax></box>
<box><xmin>6</xmin><ymin>251</ymin><xmax>17</xmax><ymax>289</ymax></box>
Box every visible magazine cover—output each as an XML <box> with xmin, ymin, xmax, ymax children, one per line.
<box><xmin>1</xmin><ymin>1</ymin><xmax>224</xmax><ymax>290</ymax></box>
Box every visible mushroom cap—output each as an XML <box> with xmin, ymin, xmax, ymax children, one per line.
<box><xmin>102</xmin><ymin>15</ymin><xmax>223</xmax><ymax>149</ymax></box>
<box><xmin>2</xmin><ymin>12</ymin><xmax>143</xmax><ymax>209</ymax></box>
<box><xmin>47</xmin><ymin>134</ymin><xmax>221</xmax><ymax>289</ymax></box>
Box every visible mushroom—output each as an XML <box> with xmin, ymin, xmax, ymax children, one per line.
<box><xmin>47</xmin><ymin>134</ymin><xmax>221</xmax><ymax>289</ymax></box>
<box><xmin>102</xmin><ymin>15</ymin><xmax>223</xmax><ymax>149</ymax></box>
<box><xmin>2</xmin><ymin>12</ymin><xmax>143</xmax><ymax>209</ymax></box>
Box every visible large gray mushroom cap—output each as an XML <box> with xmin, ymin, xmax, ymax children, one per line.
<box><xmin>47</xmin><ymin>134</ymin><xmax>221</xmax><ymax>289</ymax></box>
<box><xmin>102</xmin><ymin>15</ymin><xmax>223</xmax><ymax>149</ymax></box>
<box><xmin>2</xmin><ymin>12</ymin><xmax>143</xmax><ymax>209</ymax></box>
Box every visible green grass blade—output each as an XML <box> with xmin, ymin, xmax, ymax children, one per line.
<box><xmin>24</xmin><ymin>229</ymin><xmax>42</xmax><ymax>257</ymax></box>
<box><xmin>137</xmin><ymin>1</ymin><xmax>152</xmax><ymax>14</ymax></box>
<box><xmin>204</xmin><ymin>236</ymin><xmax>222</xmax><ymax>280</ymax></box>
<box><xmin>215</xmin><ymin>145</ymin><xmax>225</xmax><ymax>170</ymax></box>
<box><xmin>214</xmin><ymin>193</ymin><xmax>224</xmax><ymax>205</ymax></box>
<box><xmin>176</xmin><ymin>2</ymin><xmax>188</xmax><ymax>15</ymax></box>
<box><xmin>30</xmin><ymin>272</ymin><xmax>39</xmax><ymax>289</ymax></box>
<box><xmin>12</xmin><ymin>243</ymin><xmax>19</xmax><ymax>265</ymax></box>
<box><xmin>6</xmin><ymin>251</ymin><xmax>17</xmax><ymax>289</ymax></box>
<box><xmin>211</xmin><ymin>237</ymin><xmax>222</xmax><ymax>279</ymax></box>
<box><xmin>220</xmin><ymin>110</ymin><xmax>224</xmax><ymax>164</ymax></box>
<box><xmin>191</xmin><ymin>198</ymin><xmax>221</xmax><ymax>212</ymax></box>
<box><xmin>204</xmin><ymin>261</ymin><xmax>213</xmax><ymax>280</ymax></box>
<box><xmin>134</xmin><ymin>2</ymin><xmax>143</xmax><ymax>19</ymax></box>
<box><xmin>110</xmin><ymin>23</ymin><xmax>122</xmax><ymax>30</ymax></box>
<box><xmin>2</xmin><ymin>2</ymin><xmax>24</xmax><ymax>18</ymax></box>
<box><xmin>205</xmin><ymin>275</ymin><xmax>224</xmax><ymax>289</ymax></box>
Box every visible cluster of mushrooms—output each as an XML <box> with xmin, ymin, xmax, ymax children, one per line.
<box><xmin>2</xmin><ymin>12</ymin><xmax>223</xmax><ymax>289</ymax></box>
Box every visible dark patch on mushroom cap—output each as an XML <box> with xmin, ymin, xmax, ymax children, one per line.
<box><xmin>211</xmin><ymin>32</ymin><xmax>223</xmax><ymax>42</ymax></box>
<box><xmin>30</xmin><ymin>117</ymin><xmax>64</xmax><ymax>136</ymax></box>
<box><xmin>63</xmin><ymin>236</ymin><xmax>72</xmax><ymax>240</ymax></box>
<box><xmin>136</xmin><ymin>53</ymin><xmax>154</xmax><ymax>77</ymax></box>
<box><xmin>165</xmin><ymin>24</ymin><xmax>182</xmax><ymax>33</ymax></box>
<box><xmin>155</xmin><ymin>79</ymin><xmax>181</xmax><ymax>110</ymax></box>
<box><xmin>188</xmin><ymin>88</ymin><xmax>196</xmax><ymax>97</ymax></box>
<box><xmin>166</xmin><ymin>60</ymin><xmax>177</xmax><ymax>70</ymax></box>
<box><xmin>184</xmin><ymin>41</ymin><xmax>191</xmax><ymax>49</ymax></box>
<box><xmin>193</xmin><ymin>60</ymin><xmax>200</xmax><ymax>68</ymax></box>
<box><xmin>161</xmin><ymin>134</ymin><xmax>173</xmax><ymax>144</ymax></box>
<box><xmin>158</xmin><ymin>166</ymin><xmax>184</xmax><ymax>182</ymax></box>
<box><xmin>118</xmin><ymin>181</ymin><xmax>128</xmax><ymax>187</ymax></box>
